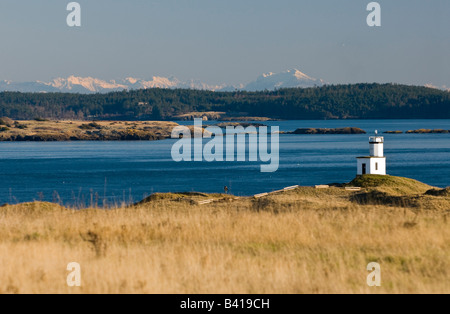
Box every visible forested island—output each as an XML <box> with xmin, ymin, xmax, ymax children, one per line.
<box><xmin>0</xmin><ymin>83</ymin><xmax>449</xmax><ymax>121</ymax></box>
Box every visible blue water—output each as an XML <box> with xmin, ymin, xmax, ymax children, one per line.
<box><xmin>0</xmin><ymin>119</ymin><xmax>449</xmax><ymax>206</ymax></box>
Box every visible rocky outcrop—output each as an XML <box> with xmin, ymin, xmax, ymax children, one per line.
<box><xmin>288</xmin><ymin>127</ymin><xmax>366</xmax><ymax>135</ymax></box>
<box><xmin>406</xmin><ymin>129</ymin><xmax>449</xmax><ymax>134</ymax></box>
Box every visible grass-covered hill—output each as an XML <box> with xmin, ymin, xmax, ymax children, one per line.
<box><xmin>347</xmin><ymin>175</ymin><xmax>434</xmax><ymax>195</ymax></box>
<box><xmin>345</xmin><ymin>175</ymin><xmax>449</xmax><ymax>209</ymax></box>
<box><xmin>0</xmin><ymin>83</ymin><xmax>449</xmax><ymax>120</ymax></box>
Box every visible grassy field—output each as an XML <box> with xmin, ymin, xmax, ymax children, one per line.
<box><xmin>0</xmin><ymin>176</ymin><xmax>449</xmax><ymax>294</ymax></box>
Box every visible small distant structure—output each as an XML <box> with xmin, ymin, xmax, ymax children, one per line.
<box><xmin>356</xmin><ymin>131</ymin><xmax>386</xmax><ymax>175</ymax></box>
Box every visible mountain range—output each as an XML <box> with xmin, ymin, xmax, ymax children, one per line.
<box><xmin>0</xmin><ymin>69</ymin><xmax>326</xmax><ymax>94</ymax></box>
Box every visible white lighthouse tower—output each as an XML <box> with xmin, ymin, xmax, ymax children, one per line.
<box><xmin>356</xmin><ymin>131</ymin><xmax>386</xmax><ymax>176</ymax></box>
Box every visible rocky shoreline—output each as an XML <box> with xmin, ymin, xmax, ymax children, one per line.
<box><xmin>287</xmin><ymin>127</ymin><xmax>367</xmax><ymax>135</ymax></box>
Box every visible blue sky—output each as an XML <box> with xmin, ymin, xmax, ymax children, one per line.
<box><xmin>0</xmin><ymin>0</ymin><xmax>449</xmax><ymax>87</ymax></box>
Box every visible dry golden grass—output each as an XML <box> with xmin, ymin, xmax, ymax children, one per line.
<box><xmin>0</xmin><ymin>179</ymin><xmax>449</xmax><ymax>294</ymax></box>
<box><xmin>0</xmin><ymin>119</ymin><xmax>179</xmax><ymax>141</ymax></box>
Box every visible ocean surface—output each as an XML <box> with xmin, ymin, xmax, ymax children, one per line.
<box><xmin>0</xmin><ymin>119</ymin><xmax>449</xmax><ymax>206</ymax></box>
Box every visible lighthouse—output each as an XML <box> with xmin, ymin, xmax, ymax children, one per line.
<box><xmin>356</xmin><ymin>131</ymin><xmax>386</xmax><ymax>176</ymax></box>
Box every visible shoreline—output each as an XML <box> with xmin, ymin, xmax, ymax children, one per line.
<box><xmin>1</xmin><ymin>118</ymin><xmax>449</xmax><ymax>142</ymax></box>
<box><xmin>2</xmin><ymin>175</ymin><xmax>448</xmax><ymax>209</ymax></box>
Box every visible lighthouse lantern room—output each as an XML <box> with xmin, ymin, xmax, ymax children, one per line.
<box><xmin>357</xmin><ymin>132</ymin><xmax>386</xmax><ymax>176</ymax></box>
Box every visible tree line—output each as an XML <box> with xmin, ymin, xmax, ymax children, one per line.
<box><xmin>0</xmin><ymin>83</ymin><xmax>449</xmax><ymax>120</ymax></box>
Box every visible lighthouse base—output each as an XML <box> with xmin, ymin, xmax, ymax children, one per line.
<box><xmin>357</xmin><ymin>157</ymin><xmax>386</xmax><ymax>176</ymax></box>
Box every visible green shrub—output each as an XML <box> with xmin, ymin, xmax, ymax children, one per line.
<box><xmin>16</xmin><ymin>124</ymin><xmax>28</xmax><ymax>129</ymax></box>
<box><xmin>34</xmin><ymin>117</ymin><xmax>49</xmax><ymax>122</ymax></box>
<box><xmin>79</xmin><ymin>122</ymin><xmax>102</xmax><ymax>130</ymax></box>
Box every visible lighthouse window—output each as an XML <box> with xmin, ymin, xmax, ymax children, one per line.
<box><xmin>375</xmin><ymin>163</ymin><xmax>379</xmax><ymax>171</ymax></box>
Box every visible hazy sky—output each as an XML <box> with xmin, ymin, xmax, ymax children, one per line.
<box><xmin>0</xmin><ymin>0</ymin><xmax>449</xmax><ymax>87</ymax></box>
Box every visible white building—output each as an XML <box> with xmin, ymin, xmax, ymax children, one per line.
<box><xmin>356</xmin><ymin>133</ymin><xmax>386</xmax><ymax>175</ymax></box>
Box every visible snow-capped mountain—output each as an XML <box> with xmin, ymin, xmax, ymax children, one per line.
<box><xmin>0</xmin><ymin>76</ymin><xmax>227</xmax><ymax>93</ymax></box>
<box><xmin>0</xmin><ymin>69</ymin><xmax>325</xmax><ymax>94</ymax></box>
<box><xmin>425</xmin><ymin>84</ymin><xmax>450</xmax><ymax>92</ymax></box>
<box><xmin>0</xmin><ymin>77</ymin><xmax>122</xmax><ymax>93</ymax></box>
<box><xmin>120</xmin><ymin>77</ymin><xmax>227</xmax><ymax>91</ymax></box>
<box><xmin>243</xmin><ymin>69</ymin><xmax>325</xmax><ymax>91</ymax></box>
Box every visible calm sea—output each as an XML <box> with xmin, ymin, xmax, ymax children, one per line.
<box><xmin>0</xmin><ymin>119</ymin><xmax>449</xmax><ymax>206</ymax></box>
